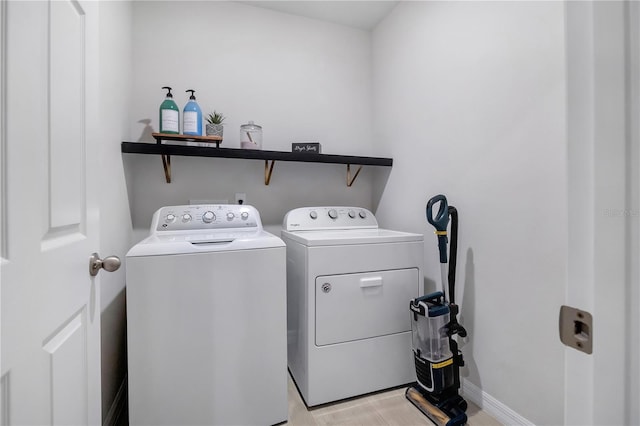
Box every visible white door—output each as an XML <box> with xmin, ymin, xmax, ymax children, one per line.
<box><xmin>1</xmin><ymin>0</ymin><xmax>103</xmax><ymax>424</ymax></box>
<box><xmin>565</xmin><ymin>1</ymin><xmax>638</xmax><ymax>424</ymax></box>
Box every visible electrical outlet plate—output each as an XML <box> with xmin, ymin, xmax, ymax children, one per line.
<box><xmin>235</xmin><ymin>193</ymin><xmax>246</xmax><ymax>205</ymax></box>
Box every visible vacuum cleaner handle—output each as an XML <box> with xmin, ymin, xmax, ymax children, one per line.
<box><xmin>426</xmin><ymin>195</ymin><xmax>449</xmax><ymax>264</ymax></box>
<box><xmin>426</xmin><ymin>194</ymin><xmax>448</xmax><ymax>231</ymax></box>
<box><xmin>448</xmin><ymin>205</ymin><xmax>458</xmax><ymax>304</ymax></box>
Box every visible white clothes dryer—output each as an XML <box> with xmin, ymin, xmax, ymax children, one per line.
<box><xmin>281</xmin><ymin>206</ymin><xmax>424</xmax><ymax>407</ymax></box>
<box><xmin>126</xmin><ymin>204</ymin><xmax>287</xmax><ymax>426</ymax></box>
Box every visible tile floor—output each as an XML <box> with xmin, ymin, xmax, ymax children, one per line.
<box><xmin>119</xmin><ymin>374</ymin><xmax>502</xmax><ymax>426</ymax></box>
<box><xmin>286</xmin><ymin>374</ymin><xmax>502</xmax><ymax>426</ymax></box>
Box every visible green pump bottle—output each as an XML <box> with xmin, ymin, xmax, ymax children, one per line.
<box><xmin>159</xmin><ymin>86</ymin><xmax>180</xmax><ymax>134</ymax></box>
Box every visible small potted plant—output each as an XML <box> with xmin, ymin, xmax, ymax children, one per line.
<box><xmin>206</xmin><ymin>111</ymin><xmax>225</xmax><ymax>138</ymax></box>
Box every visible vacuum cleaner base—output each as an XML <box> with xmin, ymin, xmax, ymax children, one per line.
<box><xmin>405</xmin><ymin>385</ymin><xmax>468</xmax><ymax>426</ymax></box>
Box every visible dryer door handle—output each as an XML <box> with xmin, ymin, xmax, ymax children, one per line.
<box><xmin>359</xmin><ymin>276</ymin><xmax>383</xmax><ymax>288</ymax></box>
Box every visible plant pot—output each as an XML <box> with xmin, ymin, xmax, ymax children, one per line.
<box><xmin>206</xmin><ymin>123</ymin><xmax>224</xmax><ymax>138</ymax></box>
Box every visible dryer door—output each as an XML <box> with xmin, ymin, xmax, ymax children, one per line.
<box><xmin>315</xmin><ymin>269</ymin><xmax>419</xmax><ymax>346</ymax></box>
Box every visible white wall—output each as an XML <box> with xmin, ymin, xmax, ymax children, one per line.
<box><xmin>372</xmin><ymin>2</ymin><xmax>567</xmax><ymax>424</ymax></box>
<box><xmin>97</xmin><ymin>1</ymin><xmax>133</xmax><ymax>422</ymax></box>
<box><xmin>126</xmin><ymin>1</ymin><xmax>377</xmax><ymax>233</ymax></box>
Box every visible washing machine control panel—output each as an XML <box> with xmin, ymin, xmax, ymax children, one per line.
<box><xmin>283</xmin><ymin>207</ymin><xmax>378</xmax><ymax>231</ymax></box>
<box><xmin>153</xmin><ymin>204</ymin><xmax>260</xmax><ymax>232</ymax></box>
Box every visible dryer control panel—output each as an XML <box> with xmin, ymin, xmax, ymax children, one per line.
<box><xmin>152</xmin><ymin>204</ymin><xmax>261</xmax><ymax>232</ymax></box>
<box><xmin>283</xmin><ymin>206</ymin><xmax>378</xmax><ymax>231</ymax></box>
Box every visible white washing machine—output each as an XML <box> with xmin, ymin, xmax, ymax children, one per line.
<box><xmin>281</xmin><ymin>206</ymin><xmax>424</xmax><ymax>407</ymax></box>
<box><xmin>126</xmin><ymin>204</ymin><xmax>287</xmax><ymax>426</ymax></box>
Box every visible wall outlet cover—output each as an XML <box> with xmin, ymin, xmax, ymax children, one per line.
<box><xmin>235</xmin><ymin>193</ymin><xmax>247</xmax><ymax>205</ymax></box>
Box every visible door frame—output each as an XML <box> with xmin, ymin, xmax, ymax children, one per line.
<box><xmin>627</xmin><ymin>1</ymin><xmax>640</xmax><ymax>422</ymax></box>
<box><xmin>565</xmin><ymin>1</ymin><xmax>637</xmax><ymax>424</ymax></box>
<box><xmin>0</xmin><ymin>0</ymin><xmax>6</xmax><ymax>421</ymax></box>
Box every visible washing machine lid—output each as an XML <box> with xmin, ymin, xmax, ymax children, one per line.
<box><xmin>127</xmin><ymin>229</ymin><xmax>285</xmax><ymax>257</ymax></box>
<box><xmin>281</xmin><ymin>228</ymin><xmax>423</xmax><ymax>246</ymax></box>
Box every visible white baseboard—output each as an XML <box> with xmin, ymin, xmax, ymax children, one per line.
<box><xmin>461</xmin><ymin>378</ymin><xmax>534</xmax><ymax>425</ymax></box>
<box><xmin>103</xmin><ymin>374</ymin><xmax>127</xmax><ymax>426</ymax></box>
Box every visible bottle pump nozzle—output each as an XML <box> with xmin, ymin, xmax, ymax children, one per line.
<box><xmin>162</xmin><ymin>86</ymin><xmax>173</xmax><ymax>98</ymax></box>
<box><xmin>186</xmin><ymin>89</ymin><xmax>196</xmax><ymax>100</ymax></box>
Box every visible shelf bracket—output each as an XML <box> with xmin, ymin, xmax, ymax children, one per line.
<box><xmin>161</xmin><ymin>154</ymin><xmax>172</xmax><ymax>183</ymax></box>
<box><xmin>346</xmin><ymin>164</ymin><xmax>363</xmax><ymax>187</ymax></box>
<box><xmin>265</xmin><ymin>160</ymin><xmax>276</xmax><ymax>185</ymax></box>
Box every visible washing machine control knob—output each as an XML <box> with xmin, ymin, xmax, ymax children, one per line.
<box><xmin>309</xmin><ymin>211</ymin><xmax>318</xmax><ymax>220</ymax></box>
<box><xmin>328</xmin><ymin>209</ymin><xmax>338</xmax><ymax>219</ymax></box>
<box><xmin>359</xmin><ymin>210</ymin><xmax>367</xmax><ymax>219</ymax></box>
<box><xmin>348</xmin><ymin>210</ymin><xmax>356</xmax><ymax>219</ymax></box>
<box><xmin>182</xmin><ymin>213</ymin><xmax>192</xmax><ymax>223</ymax></box>
<box><xmin>226</xmin><ymin>212</ymin><xmax>235</xmax><ymax>221</ymax></box>
<box><xmin>202</xmin><ymin>211</ymin><xmax>215</xmax><ymax>223</ymax></box>
<box><xmin>165</xmin><ymin>214</ymin><xmax>176</xmax><ymax>223</ymax></box>
<box><xmin>241</xmin><ymin>211</ymin><xmax>249</xmax><ymax>220</ymax></box>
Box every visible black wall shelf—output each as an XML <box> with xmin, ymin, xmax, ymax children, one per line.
<box><xmin>121</xmin><ymin>142</ymin><xmax>393</xmax><ymax>186</ymax></box>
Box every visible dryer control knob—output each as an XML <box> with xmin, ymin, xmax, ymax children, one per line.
<box><xmin>359</xmin><ymin>210</ymin><xmax>367</xmax><ymax>219</ymax></box>
<box><xmin>227</xmin><ymin>212</ymin><xmax>235</xmax><ymax>221</ymax></box>
<box><xmin>182</xmin><ymin>213</ymin><xmax>192</xmax><ymax>223</ymax></box>
<box><xmin>328</xmin><ymin>209</ymin><xmax>338</xmax><ymax>219</ymax></box>
<box><xmin>165</xmin><ymin>214</ymin><xmax>176</xmax><ymax>223</ymax></box>
<box><xmin>348</xmin><ymin>210</ymin><xmax>356</xmax><ymax>219</ymax></box>
<box><xmin>309</xmin><ymin>211</ymin><xmax>318</xmax><ymax>220</ymax></box>
<box><xmin>241</xmin><ymin>211</ymin><xmax>249</xmax><ymax>220</ymax></box>
<box><xmin>202</xmin><ymin>211</ymin><xmax>215</xmax><ymax>223</ymax></box>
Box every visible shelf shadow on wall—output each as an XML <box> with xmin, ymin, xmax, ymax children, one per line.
<box><xmin>371</xmin><ymin>166</ymin><xmax>392</xmax><ymax>213</ymax></box>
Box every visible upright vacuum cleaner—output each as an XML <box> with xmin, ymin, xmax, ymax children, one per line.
<box><xmin>406</xmin><ymin>194</ymin><xmax>468</xmax><ymax>426</ymax></box>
